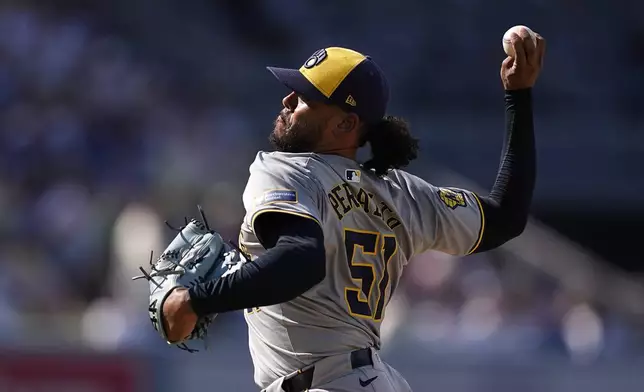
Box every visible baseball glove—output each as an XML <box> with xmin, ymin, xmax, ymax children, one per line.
<box><xmin>132</xmin><ymin>205</ymin><xmax>248</xmax><ymax>352</ymax></box>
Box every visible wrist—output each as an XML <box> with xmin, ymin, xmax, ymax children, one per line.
<box><xmin>505</xmin><ymin>87</ymin><xmax>532</xmax><ymax>95</ymax></box>
<box><xmin>162</xmin><ymin>287</ymin><xmax>198</xmax><ymax>342</ymax></box>
<box><xmin>505</xmin><ymin>88</ymin><xmax>532</xmax><ymax>103</ymax></box>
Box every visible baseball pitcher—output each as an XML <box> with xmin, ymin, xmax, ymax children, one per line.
<box><xmin>159</xmin><ymin>29</ymin><xmax>546</xmax><ymax>392</ymax></box>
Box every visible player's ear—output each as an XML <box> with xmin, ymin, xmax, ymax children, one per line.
<box><xmin>336</xmin><ymin>113</ymin><xmax>359</xmax><ymax>133</ymax></box>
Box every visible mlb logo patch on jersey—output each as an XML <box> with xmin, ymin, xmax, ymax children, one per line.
<box><xmin>438</xmin><ymin>188</ymin><xmax>467</xmax><ymax>209</ymax></box>
<box><xmin>345</xmin><ymin>169</ymin><xmax>361</xmax><ymax>183</ymax></box>
<box><xmin>256</xmin><ymin>189</ymin><xmax>297</xmax><ymax>205</ymax></box>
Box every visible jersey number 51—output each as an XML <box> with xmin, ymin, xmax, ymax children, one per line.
<box><xmin>344</xmin><ymin>228</ymin><xmax>397</xmax><ymax>321</ymax></box>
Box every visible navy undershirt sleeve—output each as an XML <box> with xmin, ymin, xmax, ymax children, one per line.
<box><xmin>474</xmin><ymin>88</ymin><xmax>536</xmax><ymax>252</ymax></box>
<box><xmin>188</xmin><ymin>213</ymin><xmax>326</xmax><ymax>316</ymax></box>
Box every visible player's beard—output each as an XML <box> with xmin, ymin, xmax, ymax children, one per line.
<box><xmin>269</xmin><ymin>111</ymin><xmax>325</xmax><ymax>153</ymax></box>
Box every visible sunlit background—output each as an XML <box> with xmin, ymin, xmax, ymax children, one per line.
<box><xmin>0</xmin><ymin>1</ymin><xmax>642</xmax><ymax>391</ymax></box>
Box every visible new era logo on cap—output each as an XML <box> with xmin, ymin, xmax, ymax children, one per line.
<box><xmin>266</xmin><ymin>47</ymin><xmax>389</xmax><ymax>123</ymax></box>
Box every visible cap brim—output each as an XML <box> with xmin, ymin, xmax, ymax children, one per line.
<box><xmin>266</xmin><ymin>66</ymin><xmax>328</xmax><ymax>103</ymax></box>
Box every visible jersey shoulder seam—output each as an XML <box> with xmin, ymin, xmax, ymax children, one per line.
<box><xmin>301</xmin><ymin>156</ymin><xmax>328</xmax><ymax>219</ymax></box>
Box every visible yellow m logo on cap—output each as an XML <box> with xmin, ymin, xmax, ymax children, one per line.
<box><xmin>299</xmin><ymin>47</ymin><xmax>366</xmax><ymax>98</ymax></box>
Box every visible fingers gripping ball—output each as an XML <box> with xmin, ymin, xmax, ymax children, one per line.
<box><xmin>503</xmin><ymin>25</ymin><xmax>537</xmax><ymax>57</ymax></box>
<box><xmin>132</xmin><ymin>205</ymin><xmax>249</xmax><ymax>352</ymax></box>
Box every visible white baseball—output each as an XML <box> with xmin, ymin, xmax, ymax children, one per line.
<box><xmin>502</xmin><ymin>25</ymin><xmax>538</xmax><ymax>57</ymax></box>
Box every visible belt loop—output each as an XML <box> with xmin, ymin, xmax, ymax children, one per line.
<box><xmin>369</xmin><ymin>347</ymin><xmax>382</xmax><ymax>369</ymax></box>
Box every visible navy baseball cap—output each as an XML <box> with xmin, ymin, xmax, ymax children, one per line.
<box><xmin>267</xmin><ymin>47</ymin><xmax>389</xmax><ymax>124</ymax></box>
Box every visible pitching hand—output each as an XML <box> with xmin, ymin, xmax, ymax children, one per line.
<box><xmin>501</xmin><ymin>30</ymin><xmax>546</xmax><ymax>90</ymax></box>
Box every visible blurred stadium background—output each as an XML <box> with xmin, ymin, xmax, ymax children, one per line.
<box><xmin>0</xmin><ymin>1</ymin><xmax>642</xmax><ymax>391</ymax></box>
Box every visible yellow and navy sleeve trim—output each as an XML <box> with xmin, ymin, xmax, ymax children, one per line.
<box><xmin>466</xmin><ymin>193</ymin><xmax>485</xmax><ymax>255</ymax></box>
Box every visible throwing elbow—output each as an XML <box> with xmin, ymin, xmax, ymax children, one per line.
<box><xmin>508</xmin><ymin>212</ymin><xmax>529</xmax><ymax>239</ymax></box>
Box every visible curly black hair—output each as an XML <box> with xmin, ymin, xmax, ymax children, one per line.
<box><xmin>360</xmin><ymin>116</ymin><xmax>420</xmax><ymax>176</ymax></box>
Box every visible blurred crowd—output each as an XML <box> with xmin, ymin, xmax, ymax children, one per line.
<box><xmin>0</xmin><ymin>4</ymin><xmax>257</xmax><ymax>347</ymax></box>
<box><xmin>0</xmin><ymin>1</ymin><xmax>642</xmax><ymax>368</ymax></box>
<box><xmin>387</xmin><ymin>249</ymin><xmax>643</xmax><ymax>363</ymax></box>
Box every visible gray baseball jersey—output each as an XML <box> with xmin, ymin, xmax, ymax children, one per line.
<box><xmin>238</xmin><ymin>151</ymin><xmax>483</xmax><ymax>388</ymax></box>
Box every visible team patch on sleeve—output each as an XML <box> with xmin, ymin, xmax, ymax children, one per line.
<box><xmin>256</xmin><ymin>189</ymin><xmax>298</xmax><ymax>206</ymax></box>
<box><xmin>438</xmin><ymin>188</ymin><xmax>467</xmax><ymax>209</ymax></box>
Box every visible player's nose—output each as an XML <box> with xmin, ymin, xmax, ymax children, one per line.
<box><xmin>282</xmin><ymin>92</ymin><xmax>298</xmax><ymax>111</ymax></box>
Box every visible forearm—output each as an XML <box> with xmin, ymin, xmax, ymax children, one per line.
<box><xmin>187</xmin><ymin>222</ymin><xmax>326</xmax><ymax>316</ymax></box>
<box><xmin>474</xmin><ymin>88</ymin><xmax>536</xmax><ymax>251</ymax></box>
